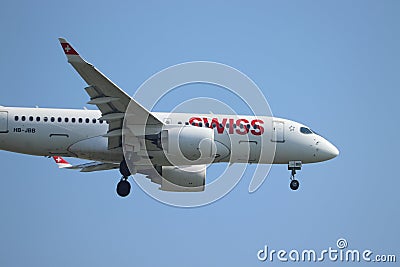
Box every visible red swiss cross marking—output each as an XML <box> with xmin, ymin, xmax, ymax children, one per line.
<box><xmin>61</xmin><ymin>43</ymin><xmax>79</xmax><ymax>55</ymax></box>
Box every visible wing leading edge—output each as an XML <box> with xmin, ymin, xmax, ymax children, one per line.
<box><xmin>58</xmin><ymin>38</ymin><xmax>163</xmax><ymax>150</ymax></box>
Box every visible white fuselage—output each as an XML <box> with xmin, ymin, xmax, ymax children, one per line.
<box><xmin>0</xmin><ymin>106</ymin><xmax>339</xmax><ymax>165</ymax></box>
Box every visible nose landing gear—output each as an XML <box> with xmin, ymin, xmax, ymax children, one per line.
<box><xmin>288</xmin><ymin>161</ymin><xmax>302</xmax><ymax>191</ymax></box>
<box><xmin>290</xmin><ymin>174</ymin><xmax>299</xmax><ymax>190</ymax></box>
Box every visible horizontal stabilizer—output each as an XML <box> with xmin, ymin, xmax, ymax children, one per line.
<box><xmin>52</xmin><ymin>156</ymin><xmax>118</xmax><ymax>172</ymax></box>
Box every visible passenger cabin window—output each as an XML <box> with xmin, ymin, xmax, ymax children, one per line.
<box><xmin>14</xmin><ymin>116</ymin><xmax>19</xmax><ymax>121</ymax></box>
<box><xmin>51</xmin><ymin>117</ymin><xmax>55</xmax><ymax>122</ymax></box>
<box><xmin>44</xmin><ymin>117</ymin><xmax>48</xmax><ymax>122</ymax></box>
<box><xmin>300</xmin><ymin>127</ymin><xmax>313</xmax><ymax>134</ymax></box>
<box><xmin>21</xmin><ymin>116</ymin><xmax>26</xmax><ymax>121</ymax></box>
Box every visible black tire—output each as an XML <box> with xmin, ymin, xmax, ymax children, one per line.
<box><xmin>119</xmin><ymin>160</ymin><xmax>131</xmax><ymax>177</ymax></box>
<box><xmin>117</xmin><ymin>180</ymin><xmax>131</xmax><ymax>197</ymax></box>
<box><xmin>290</xmin><ymin>179</ymin><xmax>299</xmax><ymax>191</ymax></box>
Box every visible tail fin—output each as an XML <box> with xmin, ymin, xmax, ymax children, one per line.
<box><xmin>52</xmin><ymin>156</ymin><xmax>72</xmax><ymax>168</ymax></box>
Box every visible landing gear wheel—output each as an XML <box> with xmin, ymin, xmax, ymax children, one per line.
<box><xmin>119</xmin><ymin>160</ymin><xmax>131</xmax><ymax>177</ymax></box>
<box><xmin>117</xmin><ymin>179</ymin><xmax>131</xmax><ymax>197</ymax></box>
<box><xmin>290</xmin><ymin>179</ymin><xmax>299</xmax><ymax>191</ymax></box>
<box><xmin>288</xmin><ymin>161</ymin><xmax>302</xmax><ymax>191</ymax></box>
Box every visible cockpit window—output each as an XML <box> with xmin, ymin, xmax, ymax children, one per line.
<box><xmin>300</xmin><ymin>127</ymin><xmax>313</xmax><ymax>134</ymax></box>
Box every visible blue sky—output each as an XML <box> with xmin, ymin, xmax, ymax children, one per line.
<box><xmin>0</xmin><ymin>1</ymin><xmax>399</xmax><ymax>266</ymax></box>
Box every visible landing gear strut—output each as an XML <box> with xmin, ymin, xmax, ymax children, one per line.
<box><xmin>288</xmin><ymin>161</ymin><xmax>302</xmax><ymax>191</ymax></box>
<box><xmin>117</xmin><ymin>160</ymin><xmax>132</xmax><ymax>197</ymax></box>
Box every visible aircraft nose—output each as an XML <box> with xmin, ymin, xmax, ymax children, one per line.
<box><xmin>317</xmin><ymin>139</ymin><xmax>339</xmax><ymax>161</ymax></box>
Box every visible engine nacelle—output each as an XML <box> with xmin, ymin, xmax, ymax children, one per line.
<box><xmin>161</xmin><ymin>125</ymin><xmax>216</xmax><ymax>165</ymax></box>
<box><xmin>159</xmin><ymin>165</ymin><xmax>206</xmax><ymax>192</ymax></box>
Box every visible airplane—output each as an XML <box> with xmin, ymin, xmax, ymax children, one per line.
<box><xmin>0</xmin><ymin>38</ymin><xmax>339</xmax><ymax>197</ymax></box>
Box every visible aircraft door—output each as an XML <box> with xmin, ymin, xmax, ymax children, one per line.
<box><xmin>0</xmin><ymin>111</ymin><xmax>8</xmax><ymax>133</ymax></box>
<box><xmin>272</xmin><ymin>121</ymin><xmax>284</xmax><ymax>142</ymax></box>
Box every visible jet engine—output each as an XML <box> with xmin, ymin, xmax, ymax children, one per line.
<box><xmin>157</xmin><ymin>165</ymin><xmax>206</xmax><ymax>192</ymax></box>
<box><xmin>160</xmin><ymin>125</ymin><xmax>216</xmax><ymax>165</ymax></box>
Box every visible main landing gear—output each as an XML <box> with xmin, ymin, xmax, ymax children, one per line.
<box><xmin>288</xmin><ymin>161</ymin><xmax>302</xmax><ymax>191</ymax></box>
<box><xmin>117</xmin><ymin>160</ymin><xmax>131</xmax><ymax>197</ymax></box>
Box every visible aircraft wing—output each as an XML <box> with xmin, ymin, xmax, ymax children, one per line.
<box><xmin>58</xmin><ymin>38</ymin><xmax>163</xmax><ymax>150</ymax></box>
<box><xmin>53</xmin><ymin>156</ymin><xmax>119</xmax><ymax>172</ymax></box>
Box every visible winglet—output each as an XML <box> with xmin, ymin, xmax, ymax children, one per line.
<box><xmin>58</xmin><ymin>38</ymin><xmax>84</xmax><ymax>63</ymax></box>
<box><xmin>52</xmin><ymin>156</ymin><xmax>72</xmax><ymax>168</ymax></box>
